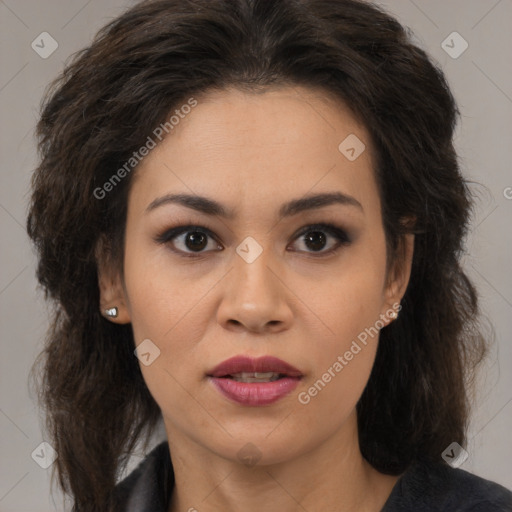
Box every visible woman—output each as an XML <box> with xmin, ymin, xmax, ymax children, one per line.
<box><xmin>27</xmin><ymin>0</ymin><xmax>512</xmax><ymax>511</ymax></box>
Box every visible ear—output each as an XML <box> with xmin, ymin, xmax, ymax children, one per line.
<box><xmin>382</xmin><ymin>231</ymin><xmax>415</xmax><ymax>314</ymax></box>
<box><xmin>96</xmin><ymin>235</ymin><xmax>131</xmax><ymax>324</ymax></box>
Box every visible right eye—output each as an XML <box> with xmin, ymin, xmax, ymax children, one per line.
<box><xmin>155</xmin><ymin>225</ymin><xmax>223</xmax><ymax>258</ymax></box>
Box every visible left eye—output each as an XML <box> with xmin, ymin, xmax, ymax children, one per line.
<box><xmin>155</xmin><ymin>223</ymin><xmax>351</xmax><ymax>257</ymax></box>
<box><xmin>292</xmin><ymin>223</ymin><xmax>351</xmax><ymax>255</ymax></box>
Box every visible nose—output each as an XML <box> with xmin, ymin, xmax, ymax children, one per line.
<box><xmin>216</xmin><ymin>247</ymin><xmax>293</xmax><ymax>334</ymax></box>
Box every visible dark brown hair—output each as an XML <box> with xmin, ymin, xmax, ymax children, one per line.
<box><xmin>27</xmin><ymin>0</ymin><xmax>487</xmax><ymax>510</ymax></box>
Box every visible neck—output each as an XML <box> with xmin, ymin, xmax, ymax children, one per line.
<box><xmin>165</xmin><ymin>412</ymin><xmax>399</xmax><ymax>512</ymax></box>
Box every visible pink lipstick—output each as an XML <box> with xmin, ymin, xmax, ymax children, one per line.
<box><xmin>207</xmin><ymin>355</ymin><xmax>303</xmax><ymax>406</ymax></box>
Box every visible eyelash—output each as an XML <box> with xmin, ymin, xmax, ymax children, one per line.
<box><xmin>154</xmin><ymin>222</ymin><xmax>352</xmax><ymax>259</ymax></box>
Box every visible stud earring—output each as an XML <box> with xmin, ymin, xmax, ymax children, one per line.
<box><xmin>389</xmin><ymin>311</ymin><xmax>397</xmax><ymax>319</ymax></box>
<box><xmin>104</xmin><ymin>306</ymin><xmax>118</xmax><ymax>318</ymax></box>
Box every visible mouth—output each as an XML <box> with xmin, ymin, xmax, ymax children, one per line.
<box><xmin>207</xmin><ymin>355</ymin><xmax>303</xmax><ymax>406</ymax></box>
<box><xmin>220</xmin><ymin>372</ymin><xmax>288</xmax><ymax>383</ymax></box>
<box><xmin>207</xmin><ymin>355</ymin><xmax>303</xmax><ymax>380</ymax></box>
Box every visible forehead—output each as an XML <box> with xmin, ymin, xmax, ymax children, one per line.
<box><xmin>130</xmin><ymin>85</ymin><xmax>380</xmax><ymax>219</ymax></box>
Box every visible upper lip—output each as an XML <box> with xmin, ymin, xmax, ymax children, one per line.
<box><xmin>208</xmin><ymin>356</ymin><xmax>303</xmax><ymax>378</ymax></box>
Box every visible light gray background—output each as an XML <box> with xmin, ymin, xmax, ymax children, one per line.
<box><xmin>1</xmin><ymin>1</ymin><xmax>511</xmax><ymax>510</ymax></box>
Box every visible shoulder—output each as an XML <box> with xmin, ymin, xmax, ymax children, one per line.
<box><xmin>113</xmin><ymin>441</ymin><xmax>173</xmax><ymax>512</ymax></box>
<box><xmin>383</xmin><ymin>458</ymin><xmax>512</xmax><ymax>511</ymax></box>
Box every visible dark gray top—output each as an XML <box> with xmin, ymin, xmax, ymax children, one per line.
<box><xmin>114</xmin><ymin>441</ymin><xmax>512</xmax><ymax>511</ymax></box>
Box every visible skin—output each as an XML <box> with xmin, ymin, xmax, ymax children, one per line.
<box><xmin>98</xmin><ymin>85</ymin><xmax>414</xmax><ymax>512</ymax></box>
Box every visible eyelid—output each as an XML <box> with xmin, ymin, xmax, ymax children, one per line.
<box><xmin>154</xmin><ymin>222</ymin><xmax>352</xmax><ymax>257</ymax></box>
<box><xmin>154</xmin><ymin>224</ymin><xmax>221</xmax><ymax>249</ymax></box>
<box><xmin>292</xmin><ymin>223</ymin><xmax>351</xmax><ymax>245</ymax></box>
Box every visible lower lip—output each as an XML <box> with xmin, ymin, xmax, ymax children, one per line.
<box><xmin>209</xmin><ymin>376</ymin><xmax>301</xmax><ymax>406</ymax></box>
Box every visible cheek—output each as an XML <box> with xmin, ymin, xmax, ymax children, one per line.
<box><xmin>299</xmin><ymin>289</ymin><xmax>381</xmax><ymax>414</ymax></box>
<box><xmin>123</xmin><ymin>235</ymin><xmax>202</xmax><ymax>343</ymax></box>
<box><xmin>292</xmin><ymin>282</ymin><xmax>383</xmax><ymax>438</ymax></box>
<box><xmin>293</xmin><ymin>245</ymin><xmax>387</xmax><ymax>414</ymax></box>
<box><xmin>303</xmin><ymin>243</ymin><xmax>387</xmax><ymax>356</ymax></box>
<box><xmin>122</xmin><ymin>240</ymin><xmax>214</xmax><ymax>405</ymax></box>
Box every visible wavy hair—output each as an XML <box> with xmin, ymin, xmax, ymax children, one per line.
<box><xmin>27</xmin><ymin>0</ymin><xmax>487</xmax><ymax>509</ymax></box>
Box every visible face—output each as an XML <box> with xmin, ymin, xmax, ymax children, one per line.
<box><xmin>99</xmin><ymin>86</ymin><xmax>413</xmax><ymax>465</ymax></box>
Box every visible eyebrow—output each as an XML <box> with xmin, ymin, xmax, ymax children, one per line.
<box><xmin>145</xmin><ymin>191</ymin><xmax>363</xmax><ymax>218</ymax></box>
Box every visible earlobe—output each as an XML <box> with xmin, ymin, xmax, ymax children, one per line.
<box><xmin>100</xmin><ymin>304</ymin><xmax>131</xmax><ymax>323</ymax></box>
<box><xmin>98</xmin><ymin>275</ymin><xmax>132</xmax><ymax>324</ymax></box>
<box><xmin>380</xmin><ymin>231</ymin><xmax>413</xmax><ymax>327</ymax></box>
<box><xmin>98</xmin><ymin>276</ymin><xmax>132</xmax><ymax>324</ymax></box>
<box><xmin>96</xmin><ymin>236</ymin><xmax>131</xmax><ymax>324</ymax></box>
<box><xmin>384</xmin><ymin>232</ymin><xmax>415</xmax><ymax>307</ymax></box>
<box><xmin>104</xmin><ymin>306</ymin><xmax>119</xmax><ymax>318</ymax></box>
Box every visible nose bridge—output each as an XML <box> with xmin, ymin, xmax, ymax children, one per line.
<box><xmin>217</xmin><ymin>238</ymin><xmax>292</xmax><ymax>332</ymax></box>
<box><xmin>235</xmin><ymin>241</ymin><xmax>276</xmax><ymax>295</ymax></box>
<box><xmin>233</xmin><ymin>239</ymin><xmax>280</xmax><ymax>306</ymax></box>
